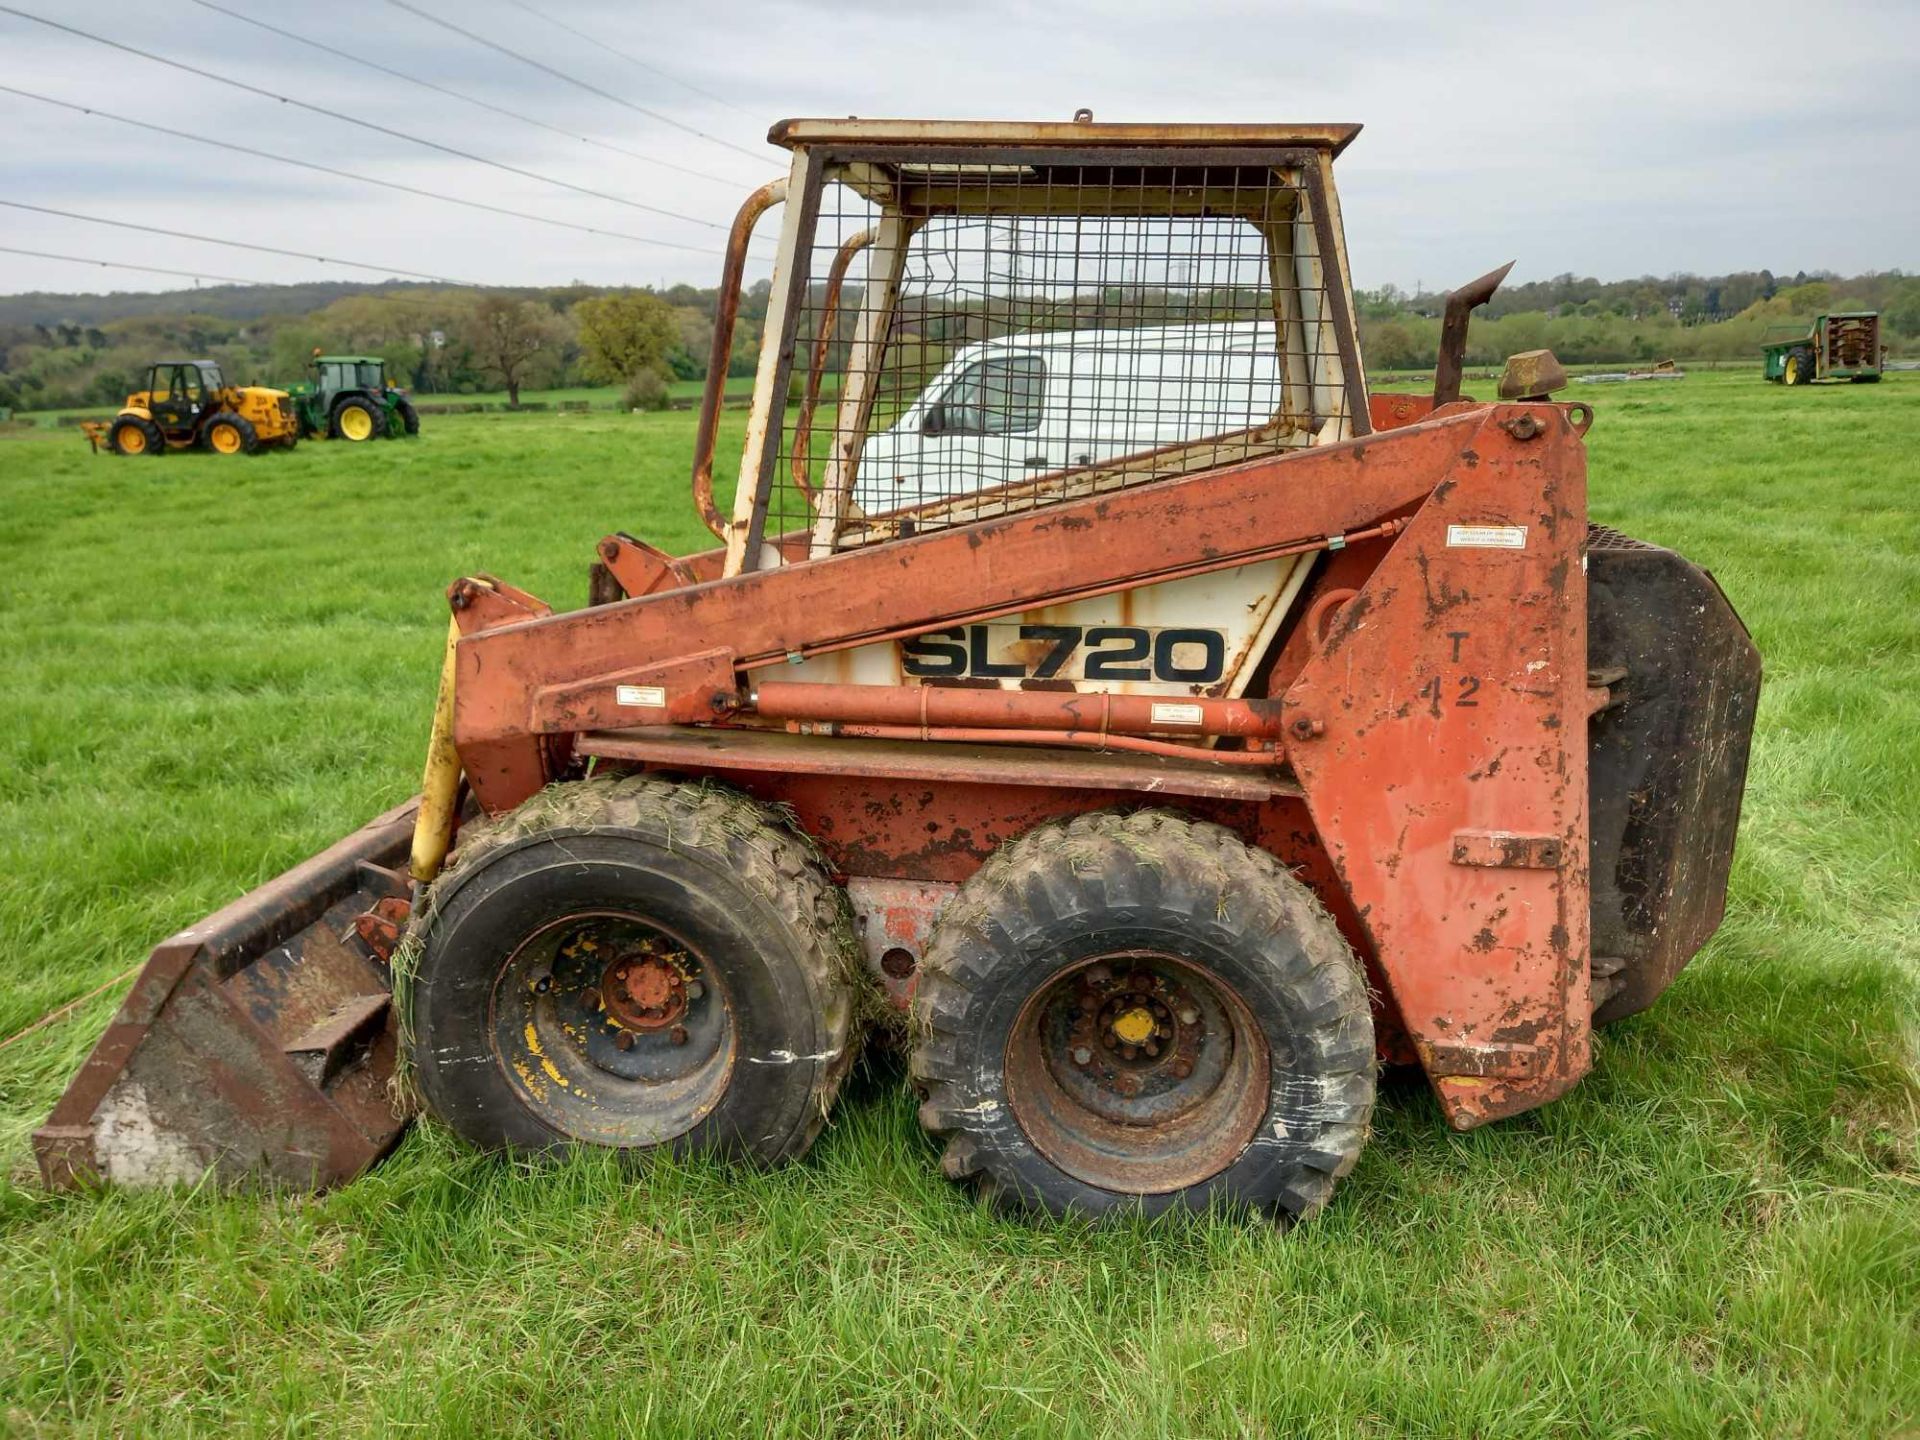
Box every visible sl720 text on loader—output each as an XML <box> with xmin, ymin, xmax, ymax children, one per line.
<box><xmin>38</xmin><ymin>118</ymin><xmax>1760</xmax><ymax>1224</ymax></box>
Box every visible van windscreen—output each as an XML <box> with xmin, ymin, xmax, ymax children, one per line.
<box><xmin>938</xmin><ymin>355</ymin><xmax>1044</xmax><ymax>434</ymax></box>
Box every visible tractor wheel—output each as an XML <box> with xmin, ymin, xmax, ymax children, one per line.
<box><xmin>396</xmin><ymin>396</ymin><xmax>420</xmax><ymax>435</ymax></box>
<box><xmin>108</xmin><ymin>415</ymin><xmax>164</xmax><ymax>457</ymax></box>
<box><xmin>201</xmin><ymin>413</ymin><xmax>259</xmax><ymax>455</ymax></box>
<box><xmin>912</xmin><ymin>810</ymin><xmax>1375</xmax><ymax>1223</ymax></box>
<box><xmin>1783</xmin><ymin>349</ymin><xmax>1812</xmax><ymax>386</ymax></box>
<box><xmin>408</xmin><ymin>775</ymin><xmax>859</xmax><ymax>1166</ymax></box>
<box><xmin>330</xmin><ymin>397</ymin><xmax>379</xmax><ymax>442</ymax></box>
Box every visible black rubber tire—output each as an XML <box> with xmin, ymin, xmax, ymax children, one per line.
<box><xmin>409</xmin><ymin>775</ymin><xmax>860</xmax><ymax>1167</ymax></box>
<box><xmin>200</xmin><ymin>412</ymin><xmax>259</xmax><ymax>455</ymax></box>
<box><xmin>1784</xmin><ymin>348</ymin><xmax>1814</xmax><ymax>386</ymax></box>
<box><xmin>108</xmin><ymin>415</ymin><xmax>164</xmax><ymax>457</ymax></box>
<box><xmin>328</xmin><ymin>396</ymin><xmax>380</xmax><ymax>441</ymax></box>
<box><xmin>912</xmin><ymin>809</ymin><xmax>1375</xmax><ymax>1223</ymax></box>
<box><xmin>396</xmin><ymin>396</ymin><xmax>420</xmax><ymax>435</ymax></box>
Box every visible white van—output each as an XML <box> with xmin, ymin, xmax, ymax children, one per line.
<box><xmin>852</xmin><ymin>321</ymin><xmax>1285</xmax><ymax>517</ymax></box>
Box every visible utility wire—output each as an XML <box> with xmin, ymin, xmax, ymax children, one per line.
<box><xmin>0</xmin><ymin>244</ymin><xmax>266</xmax><ymax>288</ymax></box>
<box><xmin>500</xmin><ymin>0</ymin><xmax>758</xmax><ymax>122</ymax></box>
<box><xmin>2</xmin><ymin>201</ymin><xmax>474</xmax><ymax>285</ymax></box>
<box><xmin>0</xmin><ymin>6</ymin><xmax>733</xmax><ymax>232</ymax></box>
<box><xmin>386</xmin><ymin>0</ymin><xmax>770</xmax><ymax>168</ymax></box>
<box><xmin>186</xmin><ymin>0</ymin><xmax>738</xmax><ymax>190</ymax></box>
<box><xmin>0</xmin><ymin>85</ymin><xmax>733</xmax><ymax>257</ymax></box>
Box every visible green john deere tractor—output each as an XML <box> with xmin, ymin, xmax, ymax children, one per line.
<box><xmin>286</xmin><ymin>354</ymin><xmax>420</xmax><ymax>441</ymax></box>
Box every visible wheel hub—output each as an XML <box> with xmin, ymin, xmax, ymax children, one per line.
<box><xmin>601</xmin><ymin>949</ymin><xmax>688</xmax><ymax>1032</ymax></box>
<box><xmin>1005</xmin><ymin>952</ymin><xmax>1269</xmax><ymax>1193</ymax></box>
<box><xmin>492</xmin><ymin>912</ymin><xmax>733</xmax><ymax>1144</ymax></box>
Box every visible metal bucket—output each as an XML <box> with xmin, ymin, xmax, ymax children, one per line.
<box><xmin>33</xmin><ymin>800</ymin><xmax>419</xmax><ymax>1190</ymax></box>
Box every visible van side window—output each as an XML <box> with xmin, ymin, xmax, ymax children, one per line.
<box><xmin>936</xmin><ymin>355</ymin><xmax>1044</xmax><ymax>434</ymax></box>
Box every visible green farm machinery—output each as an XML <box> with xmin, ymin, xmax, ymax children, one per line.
<box><xmin>1763</xmin><ymin>312</ymin><xmax>1883</xmax><ymax>386</ymax></box>
<box><xmin>286</xmin><ymin>353</ymin><xmax>421</xmax><ymax>441</ymax></box>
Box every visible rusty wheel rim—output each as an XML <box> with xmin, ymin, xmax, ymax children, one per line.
<box><xmin>1004</xmin><ymin>953</ymin><xmax>1269</xmax><ymax>1195</ymax></box>
<box><xmin>490</xmin><ymin>910</ymin><xmax>734</xmax><ymax>1147</ymax></box>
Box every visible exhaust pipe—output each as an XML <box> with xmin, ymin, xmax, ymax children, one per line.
<box><xmin>1432</xmin><ymin>260</ymin><xmax>1514</xmax><ymax>407</ymax></box>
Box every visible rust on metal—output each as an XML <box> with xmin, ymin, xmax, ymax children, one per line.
<box><xmin>767</xmin><ymin>118</ymin><xmax>1364</xmax><ymax>154</ymax></box>
<box><xmin>1003</xmin><ymin>954</ymin><xmax>1270</xmax><ymax>1194</ymax></box>
<box><xmin>1282</xmin><ymin>407</ymin><xmax>1591</xmax><ymax>1129</ymax></box>
<box><xmin>845</xmin><ymin>876</ymin><xmax>956</xmax><ymax>1013</ymax></box>
<box><xmin>1498</xmin><ymin>349</ymin><xmax>1570</xmax><ymax>401</ymax></box>
<box><xmin>576</xmin><ymin>726</ymin><xmax>1299</xmax><ymax>803</ymax></box>
<box><xmin>789</xmin><ymin>227</ymin><xmax>874</xmax><ymax>503</ymax></box>
<box><xmin>33</xmin><ymin>799</ymin><xmax>420</xmax><ymax>1190</ymax></box>
<box><xmin>1450</xmin><ymin>829</ymin><xmax>1565</xmax><ymax>870</ymax></box>
<box><xmin>751</xmin><ymin>680</ymin><xmax>1286</xmax><ymax>741</ymax></box>
<box><xmin>1432</xmin><ymin>261</ymin><xmax>1515</xmax><ymax>407</ymax></box>
<box><xmin>597</xmin><ymin>535</ymin><xmax>701</xmax><ymax>600</ymax></box>
<box><xmin>690</xmin><ymin>178</ymin><xmax>787</xmax><ymax>539</ymax></box>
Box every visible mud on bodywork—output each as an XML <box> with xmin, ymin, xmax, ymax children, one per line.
<box><xmin>1585</xmin><ymin>526</ymin><xmax>1761</xmax><ymax>1022</ymax></box>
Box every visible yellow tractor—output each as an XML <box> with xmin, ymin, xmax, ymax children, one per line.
<box><xmin>83</xmin><ymin>359</ymin><xmax>299</xmax><ymax>456</ymax></box>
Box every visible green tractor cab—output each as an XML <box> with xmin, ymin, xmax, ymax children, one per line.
<box><xmin>286</xmin><ymin>354</ymin><xmax>420</xmax><ymax>441</ymax></box>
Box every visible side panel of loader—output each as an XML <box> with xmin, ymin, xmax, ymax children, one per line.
<box><xmin>1282</xmin><ymin>409</ymin><xmax>1593</xmax><ymax>1128</ymax></box>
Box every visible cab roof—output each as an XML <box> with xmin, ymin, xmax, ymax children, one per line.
<box><xmin>315</xmin><ymin>355</ymin><xmax>384</xmax><ymax>364</ymax></box>
<box><xmin>768</xmin><ymin>118</ymin><xmax>1361</xmax><ymax>156</ymax></box>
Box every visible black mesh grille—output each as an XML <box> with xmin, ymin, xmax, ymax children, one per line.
<box><xmin>757</xmin><ymin>152</ymin><xmax>1361</xmax><ymax>557</ymax></box>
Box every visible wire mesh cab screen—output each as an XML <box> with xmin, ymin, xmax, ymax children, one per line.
<box><xmin>755</xmin><ymin>146</ymin><xmax>1366</xmax><ymax>561</ymax></box>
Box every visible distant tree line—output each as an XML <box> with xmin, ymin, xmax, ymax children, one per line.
<box><xmin>1357</xmin><ymin>271</ymin><xmax>1920</xmax><ymax>370</ymax></box>
<box><xmin>0</xmin><ymin>281</ymin><xmax>776</xmax><ymax>413</ymax></box>
<box><xmin>2</xmin><ymin>265</ymin><xmax>1915</xmax><ymax>413</ymax></box>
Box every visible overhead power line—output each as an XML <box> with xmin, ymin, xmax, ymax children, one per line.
<box><xmin>186</xmin><ymin>0</ymin><xmax>739</xmax><ymax>190</ymax></box>
<box><xmin>0</xmin><ymin>244</ymin><xmax>266</xmax><ymax>288</ymax></box>
<box><xmin>500</xmin><ymin>0</ymin><xmax>758</xmax><ymax>122</ymax></box>
<box><xmin>0</xmin><ymin>6</ymin><xmax>733</xmax><ymax>233</ymax></box>
<box><xmin>0</xmin><ymin>85</ymin><xmax>733</xmax><ymax>258</ymax></box>
<box><xmin>386</xmin><ymin>0</ymin><xmax>770</xmax><ymax>168</ymax></box>
<box><xmin>1</xmin><ymin>201</ymin><xmax>474</xmax><ymax>285</ymax></box>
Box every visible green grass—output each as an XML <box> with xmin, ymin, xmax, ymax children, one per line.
<box><xmin>1</xmin><ymin>373</ymin><xmax>1915</xmax><ymax>1437</ymax></box>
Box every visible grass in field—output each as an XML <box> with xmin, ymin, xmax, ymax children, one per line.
<box><xmin>0</xmin><ymin>374</ymin><xmax>1915</xmax><ymax>1437</ymax></box>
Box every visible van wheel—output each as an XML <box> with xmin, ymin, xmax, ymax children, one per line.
<box><xmin>912</xmin><ymin>810</ymin><xmax>1375</xmax><ymax>1223</ymax></box>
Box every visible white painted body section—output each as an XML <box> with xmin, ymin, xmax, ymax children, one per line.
<box><xmin>782</xmin><ymin>552</ymin><xmax>1314</xmax><ymax>699</ymax></box>
<box><xmin>853</xmin><ymin>321</ymin><xmax>1290</xmax><ymax>517</ymax></box>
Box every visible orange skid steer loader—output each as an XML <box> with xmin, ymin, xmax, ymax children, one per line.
<box><xmin>37</xmin><ymin>119</ymin><xmax>1760</xmax><ymax>1222</ymax></box>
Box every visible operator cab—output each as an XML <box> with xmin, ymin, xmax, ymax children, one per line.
<box><xmin>146</xmin><ymin>359</ymin><xmax>222</xmax><ymax>433</ymax></box>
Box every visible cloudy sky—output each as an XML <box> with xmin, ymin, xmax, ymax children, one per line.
<box><xmin>1</xmin><ymin>0</ymin><xmax>1915</xmax><ymax>299</ymax></box>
